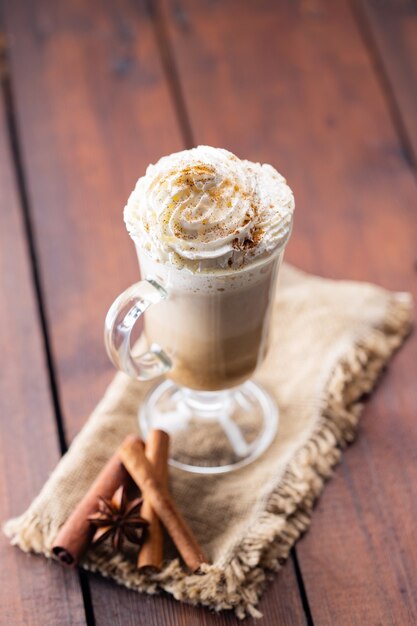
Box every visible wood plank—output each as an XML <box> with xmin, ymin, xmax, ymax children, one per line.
<box><xmin>91</xmin><ymin>569</ymin><xmax>307</xmax><ymax>626</ymax></box>
<box><xmin>158</xmin><ymin>0</ymin><xmax>417</xmax><ymax>623</ymax></box>
<box><xmin>1</xmin><ymin>0</ymin><xmax>306</xmax><ymax>624</ymax></box>
<box><xmin>355</xmin><ymin>0</ymin><xmax>417</xmax><ymax>165</ymax></box>
<box><xmin>0</xmin><ymin>71</ymin><xmax>86</xmax><ymax>625</ymax></box>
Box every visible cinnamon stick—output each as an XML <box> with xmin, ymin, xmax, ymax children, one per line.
<box><xmin>120</xmin><ymin>435</ymin><xmax>207</xmax><ymax>572</ymax></box>
<box><xmin>52</xmin><ymin>449</ymin><xmax>131</xmax><ymax>566</ymax></box>
<box><xmin>138</xmin><ymin>430</ymin><xmax>169</xmax><ymax>572</ymax></box>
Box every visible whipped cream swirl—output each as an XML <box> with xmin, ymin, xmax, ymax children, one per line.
<box><xmin>124</xmin><ymin>146</ymin><xmax>294</xmax><ymax>271</ymax></box>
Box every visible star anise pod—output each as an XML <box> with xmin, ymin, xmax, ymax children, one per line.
<box><xmin>88</xmin><ymin>485</ymin><xmax>148</xmax><ymax>552</ymax></box>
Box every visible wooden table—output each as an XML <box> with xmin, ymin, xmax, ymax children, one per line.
<box><xmin>1</xmin><ymin>1</ymin><xmax>416</xmax><ymax>624</ymax></box>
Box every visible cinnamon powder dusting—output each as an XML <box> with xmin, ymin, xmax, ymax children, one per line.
<box><xmin>232</xmin><ymin>228</ymin><xmax>264</xmax><ymax>251</ymax></box>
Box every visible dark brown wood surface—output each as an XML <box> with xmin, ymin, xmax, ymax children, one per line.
<box><xmin>0</xmin><ymin>0</ymin><xmax>416</xmax><ymax>624</ymax></box>
<box><xmin>0</xmin><ymin>66</ymin><xmax>86</xmax><ymax>625</ymax></box>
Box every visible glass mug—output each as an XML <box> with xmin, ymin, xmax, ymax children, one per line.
<box><xmin>105</xmin><ymin>243</ymin><xmax>288</xmax><ymax>474</ymax></box>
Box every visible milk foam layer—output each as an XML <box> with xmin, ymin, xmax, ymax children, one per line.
<box><xmin>138</xmin><ymin>246</ymin><xmax>283</xmax><ymax>295</ymax></box>
<box><xmin>125</xmin><ymin>146</ymin><xmax>294</xmax><ymax>272</ymax></box>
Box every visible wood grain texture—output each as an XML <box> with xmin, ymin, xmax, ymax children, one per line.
<box><xmin>159</xmin><ymin>0</ymin><xmax>417</xmax><ymax>623</ymax></box>
<box><xmin>0</xmin><ymin>81</ymin><xmax>86</xmax><ymax>625</ymax></box>
<box><xmin>1</xmin><ymin>0</ymin><xmax>306</xmax><ymax>624</ymax></box>
<box><xmin>355</xmin><ymin>0</ymin><xmax>417</xmax><ymax>166</ymax></box>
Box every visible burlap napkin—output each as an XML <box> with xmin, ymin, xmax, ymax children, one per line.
<box><xmin>4</xmin><ymin>265</ymin><xmax>412</xmax><ymax>618</ymax></box>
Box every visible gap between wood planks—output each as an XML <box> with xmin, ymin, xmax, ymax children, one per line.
<box><xmin>147</xmin><ymin>0</ymin><xmax>195</xmax><ymax>148</ymax></box>
<box><xmin>349</xmin><ymin>0</ymin><xmax>416</xmax><ymax>171</ymax></box>
<box><xmin>0</xmin><ymin>28</ymin><xmax>97</xmax><ymax>626</ymax></box>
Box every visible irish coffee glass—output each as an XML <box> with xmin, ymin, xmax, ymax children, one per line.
<box><xmin>105</xmin><ymin>245</ymin><xmax>286</xmax><ymax>474</ymax></box>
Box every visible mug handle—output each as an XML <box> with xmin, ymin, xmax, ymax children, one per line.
<box><xmin>104</xmin><ymin>279</ymin><xmax>172</xmax><ymax>380</ymax></box>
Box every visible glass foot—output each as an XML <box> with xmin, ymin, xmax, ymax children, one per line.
<box><xmin>139</xmin><ymin>380</ymin><xmax>278</xmax><ymax>474</ymax></box>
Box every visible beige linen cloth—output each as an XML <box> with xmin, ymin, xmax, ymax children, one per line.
<box><xmin>4</xmin><ymin>265</ymin><xmax>413</xmax><ymax>618</ymax></box>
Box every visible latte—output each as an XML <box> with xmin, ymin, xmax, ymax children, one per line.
<box><xmin>125</xmin><ymin>146</ymin><xmax>294</xmax><ymax>391</ymax></box>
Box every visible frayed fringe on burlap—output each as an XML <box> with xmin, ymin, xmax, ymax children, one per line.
<box><xmin>4</xmin><ymin>293</ymin><xmax>412</xmax><ymax>619</ymax></box>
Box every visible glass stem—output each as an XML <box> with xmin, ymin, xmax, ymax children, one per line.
<box><xmin>180</xmin><ymin>387</ymin><xmax>250</xmax><ymax>457</ymax></box>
